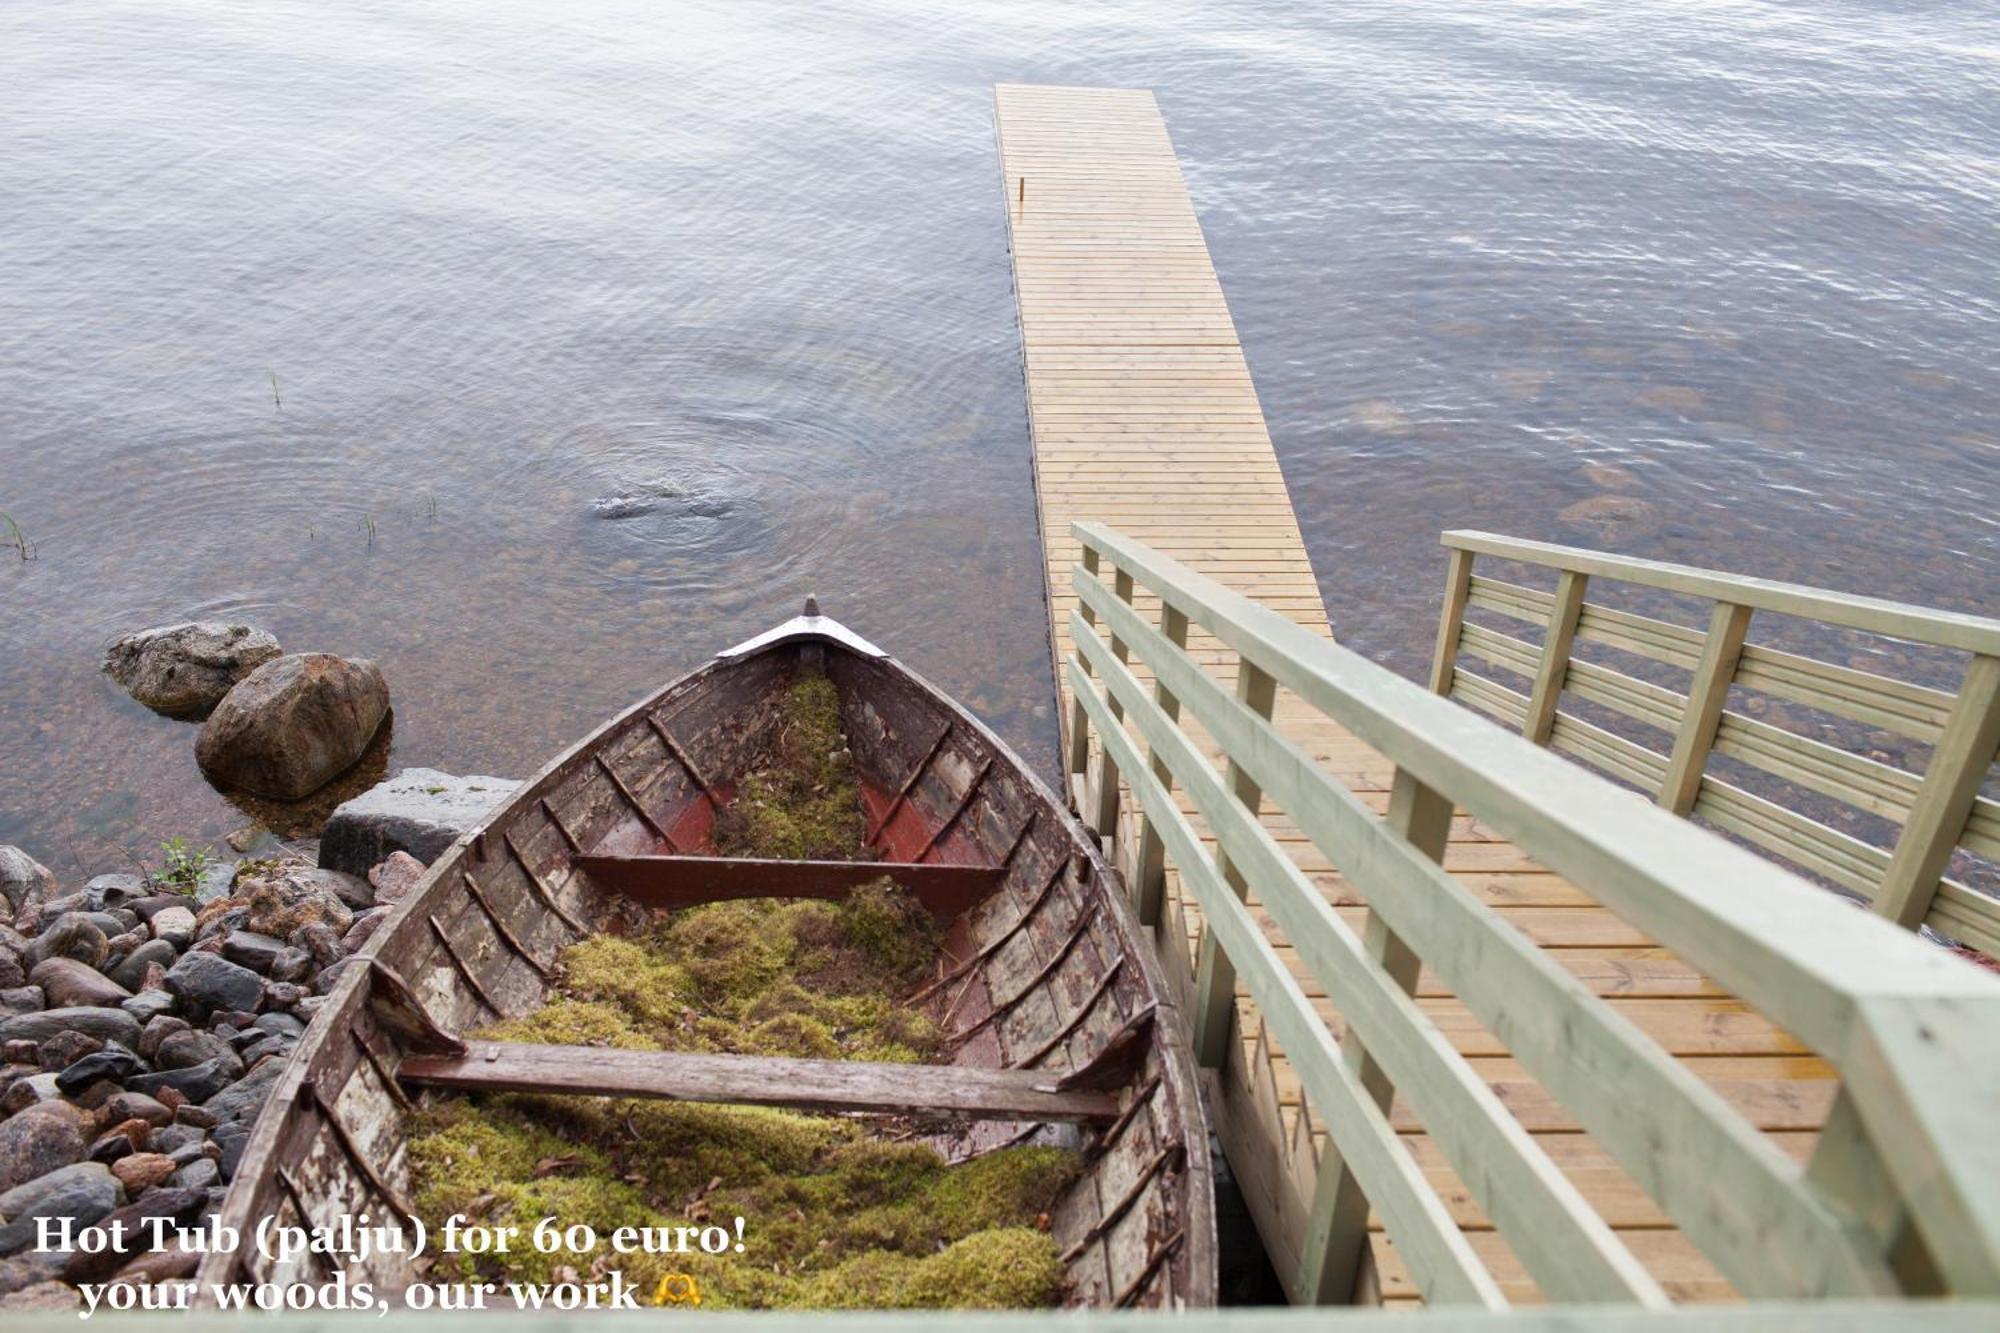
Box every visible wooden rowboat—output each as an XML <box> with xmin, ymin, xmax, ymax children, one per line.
<box><xmin>198</xmin><ymin>603</ymin><xmax>1216</xmax><ymax>1309</ymax></box>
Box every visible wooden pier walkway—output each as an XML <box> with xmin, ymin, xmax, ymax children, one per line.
<box><xmin>993</xmin><ymin>84</ymin><xmax>1829</xmax><ymax>1306</ymax></box>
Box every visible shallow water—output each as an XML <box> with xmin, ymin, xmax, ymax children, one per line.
<box><xmin>2</xmin><ymin>1</ymin><xmax>1995</xmax><ymax>873</ymax></box>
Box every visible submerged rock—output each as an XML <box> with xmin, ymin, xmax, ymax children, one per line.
<box><xmin>318</xmin><ymin>768</ymin><xmax>518</xmax><ymax>875</ymax></box>
<box><xmin>195</xmin><ymin>653</ymin><xmax>390</xmax><ymax>801</ymax></box>
<box><xmin>103</xmin><ymin>622</ymin><xmax>281</xmax><ymax>718</ymax></box>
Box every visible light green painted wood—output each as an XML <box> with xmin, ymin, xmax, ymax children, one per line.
<box><xmin>1465</xmin><ymin>573</ymin><xmax>1554</xmax><ymax>628</ymax></box>
<box><xmin>1065</xmin><ymin>649</ymin><xmax>1505</xmax><ymax>1309</ymax></box>
<box><xmin>1874</xmin><ymin>655</ymin><xmax>2000</xmax><ymax>930</ymax></box>
<box><xmin>1575</xmin><ymin>602</ymin><xmax>1706</xmax><ymax>670</ymax></box>
<box><xmin>1070</xmin><ymin>570</ymin><xmax>1892</xmax><ymax>1301</ymax></box>
<box><xmin>1658</xmin><ymin>602</ymin><xmax>1752</xmax><ymax>815</ymax></box>
<box><xmin>1130</xmin><ymin>600</ymin><xmax>1188</xmax><ymax>927</ymax></box>
<box><xmin>1191</xmin><ymin>658</ymin><xmax>1277</xmax><ymax>1067</ymax></box>
<box><xmin>1712</xmin><ymin>711</ymin><xmax>1923</xmax><ymax>822</ymax></box>
<box><xmin>1441</xmin><ymin>530</ymin><xmax>2000</xmax><ymax>656</ymax></box>
<box><xmin>1562</xmin><ymin>658</ymin><xmax>1685</xmax><ymax>734</ymax></box>
<box><xmin>1428</xmin><ymin>547</ymin><xmax>1475</xmax><ymax>693</ymax></box>
<box><xmin>1307</xmin><ymin>768</ymin><xmax>1456</xmax><ymax>1305</ymax></box>
<box><xmin>1457</xmin><ymin>622</ymin><xmax>1541</xmax><ymax>680</ymax></box>
<box><xmin>1734</xmin><ymin>644</ymin><xmax>1954</xmax><ymax>744</ymax></box>
<box><xmin>1840</xmin><ymin>994</ymin><xmax>2000</xmax><ymax>1293</ymax></box>
<box><xmin>1524</xmin><ymin>570</ymin><xmax>1588</xmax><ymax>744</ymax></box>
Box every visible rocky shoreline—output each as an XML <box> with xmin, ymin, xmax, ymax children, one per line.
<box><xmin>0</xmin><ymin>773</ymin><xmax>510</xmax><ymax>1311</ymax></box>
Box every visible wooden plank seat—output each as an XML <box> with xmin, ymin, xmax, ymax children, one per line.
<box><xmin>398</xmin><ymin>1041</ymin><xmax>1123</xmax><ymax>1124</ymax></box>
<box><xmin>574</xmin><ymin>853</ymin><xmax>1004</xmax><ymax>920</ymax></box>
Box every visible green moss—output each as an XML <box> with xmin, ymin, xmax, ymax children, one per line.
<box><xmin>408</xmin><ymin>667</ymin><xmax>1077</xmax><ymax>1308</ymax></box>
<box><xmin>712</xmin><ymin>674</ymin><xmax>866</xmax><ymax>861</ymax></box>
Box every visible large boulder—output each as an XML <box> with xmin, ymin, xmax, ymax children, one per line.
<box><xmin>318</xmin><ymin>768</ymin><xmax>518</xmax><ymax>874</ymax></box>
<box><xmin>0</xmin><ymin>849</ymin><xmax>54</xmax><ymax>916</ymax></box>
<box><xmin>194</xmin><ymin>654</ymin><xmax>390</xmax><ymax>801</ymax></box>
<box><xmin>102</xmin><ymin>621</ymin><xmax>281</xmax><ymax>718</ymax></box>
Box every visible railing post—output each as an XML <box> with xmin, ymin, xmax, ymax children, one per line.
<box><xmin>1873</xmin><ymin>654</ymin><xmax>2000</xmax><ymax>929</ymax></box>
<box><xmin>1132</xmin><ymin>602</ymin><xmax>1190</xmax><ymax>926</ymax></box>
<box><xmin>1073</xmin><ymin>547</ymin><xmax>1124</xmax><ymax>839</ymax></box>
<box><xmin>1298</xmin><ymin>766</ymin><xmax>1454</xmax><ymax>1303</ymax></box>
<box><xmin>1523</xmin><ymin>569</ymin><xmax>1587</xmax><ymax>744</ymax></box>
<box><xmin>1658</xmin><ymin>601</ymin><xmax>1753</xmax><ymax>815</ymax></box>
<box><xmin>1088</xmin><ymin>569</ymin><xmax>1137</xmax><ymax>838</ymax></box>
<box><xmin>1190</xmin><ymin>658</ymin><xmax>1279</xmax><ymax>1067</ymax></box>
<box><xmin>1428</xmin><ymin>548</ymin><xmax>1475</xmax><ymax>695</ymax></box>
<box><xmin>1805</xmin><ymin>1088</ymin><xmax>1942</xmax><ymax>1292</ymax></box>
<box><xmin>1068</xmin><ymin>547</ymin><xmax>1101</xmax><ymax>781</ymax></box>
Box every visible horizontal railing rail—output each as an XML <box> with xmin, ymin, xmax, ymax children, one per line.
<box><xmin>1430</xmin><ymin>530</ymin><xmax>2000</xmax><ymax>958</ymax></box>
<box><xmin>1066</xmin><ymin>521</ymin><xmax>2000</xmax><ymax>1309</ymax></box>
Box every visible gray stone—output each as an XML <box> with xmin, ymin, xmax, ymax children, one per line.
<box><xmin>36</xmin><ymin>1029</ymin><xmax>102</xmax><ymax>1071</ymax></box>
<box><xmin>155</xmin><ymin>1029</ymin><xmax>240</xmax><ymax>1076</ymax></box>
<box><xmin>0</xmin><ymin>1006</ymin><xmax>140</xmax><ymax>1048</ymax></box>
<box><xmin>0</xmin><ymin>987</ymin><xmax>40</xmax><ymax>1018</ymax></box>
<box><xmin>0</xmin><ymin>1161</ymin><xmax>117</xmax><ymax>1221</ymax></box>
<box><xmin>201</xmin><ymin>1053</ymin><xmax>285</xmax><ymax>1124</ymax></box>
<box><xmin>318</xmin><ymin>767</ymin><xmax>518</xmax><ymax>875</ymax></box>
<box><xmin>163</xmin><ymin>952</ymin><xmax>263</xmax><ymax>1016</ymax></box>
<box><xmin>212</xmin><ymin>1121</ymin><xmax>250</xmax><ymax>1180</ymax></box>
<box><xmin>82</xmin><ymin>874</ymin><xmax>148</xmax><ymax>911</ymax></box>
<box><xmin>170</xmin><ymin>1158</ymin><xmax>219</xmax><ymax>1192</ymax></box>
<box><xmin>129</xmin><ymin>894</ymin><xmax>192</xmax><ymax>922</ymax></box>
<box><xmin>100</xmin><ymin>1090</ymin><xmax>172</xmax><ymax>1127</ymax></box>
<box><xmin>109</xmin><ymin>940</ymin><xmax>178</xmax><ymax>993</ymax></box>
<box><xmin>28</xmin><ymin>956</ymin><xmax>130</xmax><ymax>1009</ymax></box>
<box><xmin>59</xmin><ymin>1185</ymin><xmax>203</xmax><ymax>1285</ymax></box>
<box><xmin>147</xmin><ymin>1123</ymin><xmax>205</xmax><ymax>1155</ymax></box>
<box><xmin>149</xmin><ymin>905</ymin><xmax>197</xmax><ymax>945</ymax></box>
<box><xmin>0</xmin><ymin>1102</ymin><xmax>88</xmax><ymax>1193</ymax></box>
<box><xmin>251</xmin><ymin>1011</ymin><xmax>305</xmax><ymax>1040</ymax></box>
<box><xmin>127</xmin><ymin>1058</ymin><xmax>234</xmax><ymax>1103</ymax></box>
<box><xmin>0</xmin><ymin>1073</ymin><xmax>60</xmax><ymax>1114</ymax></box>
<box><xmin>137</xmin><ymin>1016</ymin><xmax>190</xmax><ymax>1061</ymax></box>
<box><xmin>0</xmin><ymin>849</ymin><xmax>55</xmax><ymax>916</ymax></box>
<box><xmin>293</xmin><ymin>922</ymin><xmax>344</xmax><ymax>967</ymax></box>
<box><xmin>195</xmin><ymin>653</ymin><xmax>389</xmax><ymax>800</ymax></box>
<box><xmin>340</xmin><ymin>906</ymin><xmax>392</xmax><ymax>953</ymax></box>
<box><xmin>22</xmin><ymin>914</ymin><xmax>108</xmax><ymax>970</ymax></box>
<box><xmin>221</xmin><ymin>930</ymin><xmax>285</xmax><ymax>973</ymax></box>
<box><xmin>269</xmin><ymin>947</ymin><xmax>313</xmax><ymax>982</ymax></box>
<box><xmin>0</xmin><ymin>1163</ymin><xmax>121</xmax><ymax>1257</ymax></box>
<box><xmin>102</xmin><ymin>621</ymin><xmax>282</xmax><ymax>717</ymax></box>
<box><xmin>241</xmin><ymin>1035</ymin><xmax>293</xmax><ymax>1066</ymax></box>
<box><xmin>55</xmin><ymin>1042</ymin><xmax>146</xmax><ymax>1093</ymax></box>
<box><xmin>194</xmin><ymin>861</ymin><xmax>239</xmax><ymax>904</ymax></box>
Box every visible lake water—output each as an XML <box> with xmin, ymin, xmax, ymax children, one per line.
<box><xmin>3</xmin><ymin>0</ymin><xmax>1995</xmax><ymax>875</ymax></box>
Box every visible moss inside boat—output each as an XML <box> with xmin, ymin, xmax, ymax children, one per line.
<box><xmin>407</xmin><ymin>674</ymin><xmax>1082</xmax><ymax>1308</ymax></box>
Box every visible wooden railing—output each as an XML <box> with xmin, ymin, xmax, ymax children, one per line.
<box><xmin>1429</xmin><ymin>531</ymin><xmax>2000</xmax><ymax>958</ymax></box>
<box><xmin>1064</xmin><ymin>521</ymin><xmax>2000</xmax><ymax>1309</ymax></box>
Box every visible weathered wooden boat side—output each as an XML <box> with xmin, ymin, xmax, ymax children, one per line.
<box><xmin>195</xmin><ymin>610</ymin><xmax>1216</xmax><ymax>1310</ymax></box>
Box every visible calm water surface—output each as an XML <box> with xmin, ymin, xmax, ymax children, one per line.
<box><xmin>3</xmin><ymin>1</ymin><xmax>1995</xmax><ymax>872</ymax></box>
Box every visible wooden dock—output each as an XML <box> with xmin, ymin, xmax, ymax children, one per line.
<box><xmin>993</xmin><ymin>84</ymin><xmax>1831</xmax><ymax>1306</ymax></box>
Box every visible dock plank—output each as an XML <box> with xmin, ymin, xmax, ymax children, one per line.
<box><xmin>993</xmin><ymin>83</ymin><xmax>1829</xmax><ymax>1307</ymax></box>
